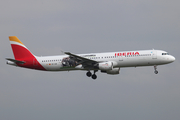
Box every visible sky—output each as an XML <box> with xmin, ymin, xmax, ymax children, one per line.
<box><xmin>0</xmin><ymin>0</ymin><xmax>180</xmax><ymax>120</ymax></box>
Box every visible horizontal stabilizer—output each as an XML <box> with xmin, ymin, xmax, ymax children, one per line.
<box><xmin>6</xmin><ymin>58</ymin><xmax>25</xmax><ymax>64</ymax></box>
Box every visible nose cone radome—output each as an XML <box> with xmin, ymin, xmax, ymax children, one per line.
<box><xmin>169</xmin><ymin>56</ymin><xmax>175</xmax><ymax>62</ymax></box>
<box><xmin>172</xmin><ymin>56</ymin><xmax>175</xmax><ymax>62</ymax></box>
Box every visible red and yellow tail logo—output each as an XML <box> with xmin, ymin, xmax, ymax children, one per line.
<box><xmin>9</xmin><ymin>36</ymin><xmax>34</xmax><ymax>60</ymax></box>
<box><xmin>9</xmin><ymin>36</ymin><xmax>45</xmax><ymax>70</ymax></box>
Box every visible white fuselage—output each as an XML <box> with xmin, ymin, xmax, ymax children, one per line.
<box><xmin>36</xmin><ymin>50</ymin><xmax>175</xmax><ymax>71</ymax></box>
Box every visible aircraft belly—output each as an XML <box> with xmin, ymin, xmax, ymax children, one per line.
<box><xmin>41</xmin><ymin>62</ymin><xmax>82</xmax><ymax>71</ymax></box>
<box><xmin>118</xmin><ymin>57</ymin><xmax>151</xmax><ymax>67</ymax></box>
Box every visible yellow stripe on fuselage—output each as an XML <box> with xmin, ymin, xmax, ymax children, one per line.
<box><xmin>9</xmin><ymin>36</ymin><xmax>24</xmax><ymax>45</ymax></box>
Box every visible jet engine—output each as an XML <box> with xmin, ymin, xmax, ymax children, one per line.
<box><xmin>101</xmin><ymin>68</ymin><xmax>120</xmax><ymax>75</ymax></box>
<box><xmin>97</xmin><ymin>62</ymin><xmax>113</xmax><ymax>71</ymax></box>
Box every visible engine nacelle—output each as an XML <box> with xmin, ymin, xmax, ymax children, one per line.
<box><xmin>98</xmin><ymin>62</ymin><xmax>113</xmax><ymax>71</ymax></box>
<box><xmin>101</xmin><ymin>68</ymin><xmax>120</xmax><ymax>75</ymax></box>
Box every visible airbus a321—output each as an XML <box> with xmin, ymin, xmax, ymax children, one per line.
<box><xmin>6</xmin><ymin>36</ymin><xmax>175</xmax><ymax>79</ymax></box>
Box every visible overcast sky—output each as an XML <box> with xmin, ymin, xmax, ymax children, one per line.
<box><xmin>0</xmin><ymin>0</ymin><xmax>180</xmax><ymax>120</ymax></box>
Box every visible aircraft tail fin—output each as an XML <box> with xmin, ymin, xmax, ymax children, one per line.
<box><xmin>9</xmin><ymin>36</ymin><xmax>35</xmax><ymax>60</ymax></box>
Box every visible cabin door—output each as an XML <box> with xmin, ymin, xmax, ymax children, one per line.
<box><xmin>152</xmin><ymin>50</ymin><xmax>157</xmax><ymax>59</ymax></box>
<box><xmin>33</xmin><ymin>58</ymin><xmax>38</xmax><ymax>66</ymax></box>
<box><xmin>119</xmin><ymin>56</ymin><xmax>123</xmax><ymax>61</ymax></box>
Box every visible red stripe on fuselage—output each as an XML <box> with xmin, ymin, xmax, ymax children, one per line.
<box><xmin>11</xmin><ymin>44</ymin><xmax>46</xmax><ymax>71</ymax></box>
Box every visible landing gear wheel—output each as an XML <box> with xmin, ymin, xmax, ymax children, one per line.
<box><xmin>92</xmin><ymin>74</ymin><xmax>97</xmax><ymax>80</ymax></box>
<box><xmin>154</xmin><ymin>66</ymin><xmax>158</xmax><ymax>74</ymax></box>
<box><xmin>86</xmin><ymin>71</ymin><xmax>92</xmax><ymax>77</ymax></box>
<box><xmin>154</xmin><ymin>70</ymin><xmax>158</xmax><ymax>74</ymax></box>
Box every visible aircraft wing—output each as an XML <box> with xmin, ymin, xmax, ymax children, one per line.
<box><xmin>64</xmin><ymin>52</ymin><xmax>98</xmax><ymax>66</ymax></box>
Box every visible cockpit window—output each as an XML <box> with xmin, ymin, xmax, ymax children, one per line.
<box><xmin>162</xmin><ymin>53</ymin><xmax>169</xmax><ymax>55</ymax></box>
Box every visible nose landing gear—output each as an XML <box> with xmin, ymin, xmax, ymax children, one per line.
<box><xmin>154</xmin><ymin>65</ymin><xmax>158</xmax><ymax>74</ymax></box>
<box><xmin>86</xmin><ymin>70</ymin><xmax>97</xmax><ymax>80</ymax></box>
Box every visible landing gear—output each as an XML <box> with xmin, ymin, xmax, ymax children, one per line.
<box><xmin>92</xmin><ymin>74</ymin><xmax>97</xmax><ymax>79</ymax></box>
<box><xmin>86</xmin><ymin>70</ymin><xmax>98</xmax><ymax>79</ymax></box>
<box><xmin>154</xmin><ymin>65</ymin><xmax>158</xmax><ymax>74</ymax></box>
<box><xmin>154</xmin><ymin>70</ymin><xmax>158</xmax><ymax>74</ymax></box>
<box><xmin>86</xmin><ymin>71</ymin><xmax>92</xmax><ymax>77</ymax></box>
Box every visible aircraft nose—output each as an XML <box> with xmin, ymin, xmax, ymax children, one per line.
<box><xmin>170</xmin><ymin>56</ymin><xmax>175</xmax><ymax>62</ymax></box>
<box><xmin>172</xmin><ymin>56</ymin><xmax>175</xmax><ymax>61</ymax></box>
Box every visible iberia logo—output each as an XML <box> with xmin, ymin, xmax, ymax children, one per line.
<box><xmin>115</xmin><ymin>52</ymin><xmax>139</xmax><ymax>56</ymax></box>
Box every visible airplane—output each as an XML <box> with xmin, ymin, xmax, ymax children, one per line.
<box><xmin>6</xmin><ymin>36</ymin><xmax>175</xmax><ymax>79</ymax></box>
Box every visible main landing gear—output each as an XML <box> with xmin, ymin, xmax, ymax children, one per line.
<box><xmin>86</xmin><ymin>70</ymin><xmax>97</xmax><ymax>80</ymax></box>
<box><xmin>154</xmin><ymin>65</ymin><xmax>158</xmax><ymax>74</ymax></box>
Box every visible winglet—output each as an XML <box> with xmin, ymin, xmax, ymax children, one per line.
<box><xmin>61</xmin><ymin>50</ymin><xmax>65</xmax><ymax>54</ymax></box>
